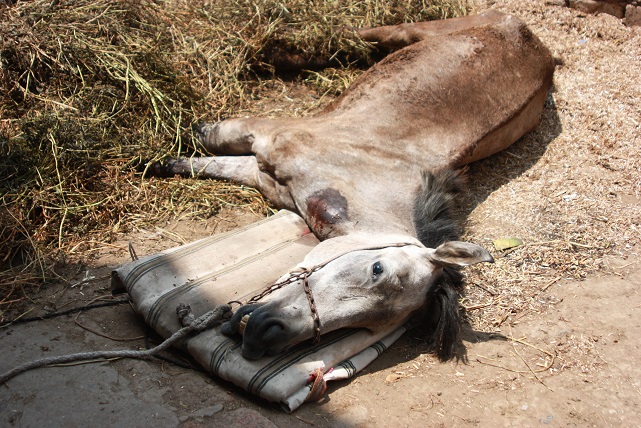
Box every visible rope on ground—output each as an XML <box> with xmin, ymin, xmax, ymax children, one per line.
<box><xmin>0</xmin><ymin>303</ymin><xmax>231</xmax><ymax>385</ymax></box>
<box><xmin>143</xmin><ymin>324</ymin><xmax>206</xmax><ymax>372</ymax></box>
<box><xmin>1</xmin><ymin>299</ymin><xmax>132</xmax><ymax>328</ymax></box>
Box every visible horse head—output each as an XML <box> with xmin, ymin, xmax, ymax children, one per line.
<box><xmin>221</xmin><ymin>232</ymin><xmax>493</xmax><ymax>360</ymax></box>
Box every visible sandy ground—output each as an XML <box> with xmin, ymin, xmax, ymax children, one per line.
<box><xmin>2</xmin><ymin>1</ymin><xmax>641</xmax><ymax>427</ymax></box>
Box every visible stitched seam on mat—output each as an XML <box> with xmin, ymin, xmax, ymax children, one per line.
<box><xmin>208</xmin><ymin>338</ymin><xmax>241</xmax><ymax>376</ymax></box>
<box><xmin>248</xmin><ymin>329</ymin><xmax>361</xmax><ymax>395</ymax></box>
<box><xmin>125</xmin><ymin>211</ymin><xmax>294</xmax><ymax>293</ymax></box>
<box><xmin>147</xmin><ymin>237</ymin><xmax>303</xmax><ymax>330</ymax></box>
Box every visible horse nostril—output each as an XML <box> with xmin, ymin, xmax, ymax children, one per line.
<box><xmin>240</xmin><ymin>318</ymin><xmax>287</xmax><ymax>360</ymax></box>
<box><xmin>261</xmin><ymin>320</ymin><xmax>286</xmax><ymax>342</ymax></box>
<box><xmin>220</xmin><ymin>304</ymin><xmax>258</xmax><ymax>337</ymax></box>
<box><xmin>220</xmin><ymin>320</ymin><xmax>235</xmax><ymax>336</ymax></box>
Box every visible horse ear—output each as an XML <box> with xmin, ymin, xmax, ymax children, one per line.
<box><xmin>429</xmin><ymin>241</ymin><xmax>494</xmax><ymax>268</ymax></box>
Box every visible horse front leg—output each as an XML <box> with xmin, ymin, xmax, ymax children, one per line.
<box><xmin>150</xmin><ymin>156</ymin><xmax>259</xmax><ymax>185</ymax></box>
<box><xmin>192</xmin><ymin>117</ymin><xmax>285</xmax><ymax>156</ymax></box>
<box><xmin>149</xmin><ymin>156</ymin><xmax>295</xmax><ymax>210</ymax></box>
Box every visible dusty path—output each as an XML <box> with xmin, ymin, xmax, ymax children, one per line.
<box><xmin>2</xmin><ymin>1</ymin><xmax>640</xmax><ymax>426</ymax></box>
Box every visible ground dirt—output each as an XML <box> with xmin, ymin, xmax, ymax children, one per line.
<box><xmin>2</xmin><ymin>1</ymin><xmax>640</xmax><ymax>427</ymax></box>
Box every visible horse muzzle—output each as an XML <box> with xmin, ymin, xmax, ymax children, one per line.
<box><xmin>221</xmin><ymin>303</ymin><xmax>302</xmax><ymax>360</ymax></box>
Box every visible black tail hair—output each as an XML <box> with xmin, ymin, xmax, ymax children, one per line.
<box><xmin>413</xmin><ymin>169</ymin><xmax>466</xmax><ymax>360</ymax></box>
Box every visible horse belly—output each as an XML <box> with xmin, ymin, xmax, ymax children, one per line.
<box><xmin>321</xmin><ymin>14</ymin><xmax>554</xmax><ymax>169</ymax></box>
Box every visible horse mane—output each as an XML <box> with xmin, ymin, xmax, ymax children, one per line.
<box><xmin>413</xmin><ymin>169</ymin><xmax>464</xmax><ymax>247</ymax></box>
<box><xmin>413</xmin><ymin>169</ymin><xmax>465</xmax><ymax>360</ymax></box>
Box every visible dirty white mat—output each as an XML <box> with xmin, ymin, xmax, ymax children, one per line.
<box><xmin>112</xmin><ymin>210</ymin><xmax>406</xmax><ymax>412</ymax></box>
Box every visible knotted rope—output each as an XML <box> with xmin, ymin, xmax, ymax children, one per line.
<box><xmin>305</xmin><ymin>367</ymin><xmax>328</xmax><ymax>402</ymax></box>
<box><xmin>0</xmin><ymin>303</ymin><xmax>231</xmax><ymax>385</ymax></box>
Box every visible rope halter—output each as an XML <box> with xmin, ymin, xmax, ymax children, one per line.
<box><xmin>239</xmin><ymin>241</ymin><xmax>423</xmax><ymax>345</ymax></box>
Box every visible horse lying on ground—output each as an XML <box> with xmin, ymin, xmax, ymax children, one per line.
<box><xmin>151</xmin><ymin>10</ymin><xmax>554</xmax><ymax>360</ymax></box>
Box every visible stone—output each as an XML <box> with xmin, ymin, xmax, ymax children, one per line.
<box><xmin>624</xmin><ymin>4</ymin><xmax>641</xmax><ymax>25</ymax></box>
<box><xmin>568</xmin><ymin>0</ymin><xmax>627</xmax><ymax>18</ymax></box>
<box><xmin>179</xmin><ymin>404</ymin><xmax>224</xmax><ymax>423</ymax></box>
<box><xmin>546</xmin><ymin>0</ymin><xmax>569</xmax><ymax>6</ymax></box>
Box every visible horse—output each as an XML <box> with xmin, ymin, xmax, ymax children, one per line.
<box><xmin>150</xmin><ymin>10</ymin><xmax>554</xmax><ymax>360</ymax></box>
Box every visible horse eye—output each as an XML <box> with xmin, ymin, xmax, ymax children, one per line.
<box><xmin>372</xmin><ymin>261</ymin><xmax>384</xmax><ymax>277</ymax></box>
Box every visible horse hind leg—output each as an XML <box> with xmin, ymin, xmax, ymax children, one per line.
<box><xmin>357</xmin><ymin>9</ymin><xmax>506</xmax><ymax>51</ymax></box>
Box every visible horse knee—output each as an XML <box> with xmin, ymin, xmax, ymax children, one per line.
<box><xmin>193</xmin><ymin>119</ymin><xmax>256</xmax><ymax>155</ymax></box>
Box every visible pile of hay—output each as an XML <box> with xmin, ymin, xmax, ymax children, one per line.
<box><xmin>0</xmin><ymin>0</ymin><xmax>468</xmax><ymax>319</ymax></box>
